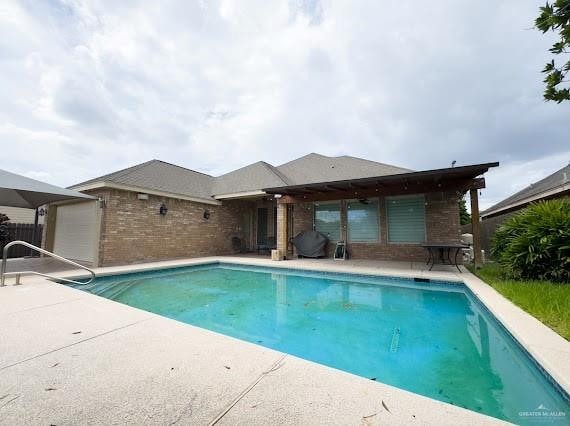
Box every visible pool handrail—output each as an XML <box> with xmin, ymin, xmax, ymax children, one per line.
<box><xmin>0</xmin><ymin>240</ymin><xmax>95</xmax><ymax>287</ymax></box>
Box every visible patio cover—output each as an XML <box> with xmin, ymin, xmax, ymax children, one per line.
<box><xmin>0</xmin><ymin>168</ymin><xmax>96</xmax><ymax>209</ymax></box>
<box><xmin>263</xmin><ymin>162</ymin><xmax>499</xmax><ymax>199</ymax></box>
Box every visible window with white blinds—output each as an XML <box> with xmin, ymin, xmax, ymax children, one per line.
<box><xmin>386</xmin><ymin>195</ymin><xmax>426</xmax><ymax>243</ymax></box>
<box><xmin>314</xmin><ymin>202</ymin><xmax>341</xmax><ymax>241</ymax></box>
<box><xmin>347</xmin><ymin>199</ymin><xmax>379</xmax><ymax>242</ymax></box>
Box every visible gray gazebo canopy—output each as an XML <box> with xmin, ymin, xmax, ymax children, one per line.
<box><xmin>0</xmin><ymin>168</ymin><xmax>95</xmax><ymax>209</ymax></box>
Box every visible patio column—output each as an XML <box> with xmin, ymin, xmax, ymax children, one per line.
<box><xmin>43</xmin><ymin>205</ymin><xmax>57</xmax><ymax>252</ymax></box>
<box><xmin>276</xmin><ymin>202</ymin><xmax>288</xmax><ymax>260</ymax></box>
<box><xmin>470</xmin><ymin>188</ymin><xmax>482</xmax><ymax>268</ymax></box>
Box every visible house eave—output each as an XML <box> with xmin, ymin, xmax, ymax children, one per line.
<box><xmin>213</xmin><ymin>190</ymin><xmax>267</xmax><ymax>200</ymax></box>
<box><xmin>264</xmin><ymin>162</ymin><xmax>499</xmax><ymax>195</ymax></box>
<box><xmin>265</xmin><ymin>162</ymin><xmax>498</xmax><ymax>203</ymax></box>
<box><xmin>71</xmin><ymin>182</ymin><xmax>222</xmax><ymax>206</ymax></box>
<box><xmin>481</xmin><ymin>183</ymin><xmax>570</xmax><ymax>219</ymax></box>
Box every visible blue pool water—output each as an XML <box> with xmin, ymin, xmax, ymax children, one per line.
<box><xmin>73</xmin><ymin>263</ymin><xmax>569</xmax><ymax>423</ymax></box>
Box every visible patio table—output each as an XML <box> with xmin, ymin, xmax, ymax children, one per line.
<box><xmin>421</xmin><ymin>243</ymin><xmax>469</xmax><ymax>272</ymax></box>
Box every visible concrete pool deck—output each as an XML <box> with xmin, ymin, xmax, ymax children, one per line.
<box><xmin>1</xmin><ymin>256</ymin><xmax>568</xmax><ymax>425</ymax></box>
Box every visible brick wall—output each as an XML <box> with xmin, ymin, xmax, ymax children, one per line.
<box><xmin>43</xmin><ymin>188</ymin><xmax>461</xmax><ymax>266</ymax></box>
<box><xmin>425</xmin><ymin>192</ymin><xmax>461</xmax><ymax>242</ymax></box>
<box><xmin>93</xmin><ymin>189</ymin><xmax>253</xmax><ymax>266</ymax></box>
<box><xmin>290</xmin><ymin>191</ymin><xmax>461</xmax><ymax>262</ymax></box>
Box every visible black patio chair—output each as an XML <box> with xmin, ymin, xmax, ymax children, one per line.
<box><xmin>257</xmin><ymin>236</ymin><xmax>276</xmax><ymax>255</ymax></box>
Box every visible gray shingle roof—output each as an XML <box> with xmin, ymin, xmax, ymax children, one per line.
<box><xmin>212</xmin><ymin>161</ymin><xmax>291</xmax><ymax>196</ymax></box>
<box><xmin>276</xmin><ymin>153</ymin><xmax>413</xmax><ymax>185</ymax></box>
<box><xmin>72</xmin><ymin>160</ymin><xmax>215</xmax><ymax>200</ymax></box>
<box><xmin>71</xmin><ymin>154</ymin><xmax>415</xmax><ymax>200</ymax></box>
<box><xmin>482</xmin><ymin>163</ymin><xmax>570</xmax><ymax>217</ymax></box>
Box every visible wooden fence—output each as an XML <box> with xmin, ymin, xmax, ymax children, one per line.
<box><xmin>460</xmin><ymin>211</ymin><xmax>516</xmax><ymax>259</ymax></box>
<box><xmin>1</xmin><ymin>223</ymin><xmax>43</xmax><ymax>258</ymax></box>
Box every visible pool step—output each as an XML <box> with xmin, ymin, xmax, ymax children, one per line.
<box><xmin>103</xmin><ymin>279</ymin><xmax>141</xmax><ymax>300</ymax></box>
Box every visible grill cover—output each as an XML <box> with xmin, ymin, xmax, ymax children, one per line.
<box><xmin>293</xmin><ymin>230</ymin><xmax>327</xmax><ymax>258</ymax></box>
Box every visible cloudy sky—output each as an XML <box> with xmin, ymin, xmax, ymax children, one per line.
<box><xmin>1</xmin><ymin>0</ymin><xmax>568</xmax><ymax>209</ymax></box>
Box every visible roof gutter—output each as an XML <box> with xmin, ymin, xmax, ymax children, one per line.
<box><xmin>213</xmin><ymin>190</ymin><xmax>267</xmax><ymax>200</ymax></box>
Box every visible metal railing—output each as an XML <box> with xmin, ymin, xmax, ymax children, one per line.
<box><xmin>0</xmin><ymin>241</ymin><xmax>96</xmax><ymax>287</ymax></box>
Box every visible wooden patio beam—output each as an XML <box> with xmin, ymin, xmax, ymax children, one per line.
<box><xmin>348</xmin><ymin>182</ymin><xmax>367</xmax><ymax>190</ymax></box>
<box><xmin>470</xmin><ymin>188</ymin><xmax>482</xmax><ymax>268</ymax></box>
<box><xmin>302</xmin><ymin>187</ymin><xmax>328</xmax><ymax>193</ymax></box>
<box><xmin>325</xmin><ymin>185</ymin><xmax>347</xmax><ymax>191</ymax></box>
<box><xmin>277</xmin><ymin>178</ymin><xmax>485</xmax><ymax>204</ymax></box>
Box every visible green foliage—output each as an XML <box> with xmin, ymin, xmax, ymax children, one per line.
<box><xmin>535</xmin><ymin>1</ymin><xmax>570</xmax><ymax>103</ymax></box>
<box><xmin>492</xmin><ymin>198</ymin><xmax>570</xmax><ymax>282</ymax></box>
<box><xmin>0</xmin><ymin>213</ymin><xmax>11</xmax><ymax>249</ymax></box>
<box><xmin>459</xmin><ymin>196</ymin><xmax>471</xmax><ymax>226</ymax></box>
<box><xmin>468</xmin><ymin>263</ymin><xmax>570</xmax><ymax>340</ymax></box>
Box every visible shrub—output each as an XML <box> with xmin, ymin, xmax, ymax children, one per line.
<box><xmin>491</xmin><ymin>198</ymin><xmax>570</xmax><ymax>283</ymax></box>
<box><xmin>0</xmin><ymin>213</ymin><xmax>10</xmax><ymax>250</ymax></box>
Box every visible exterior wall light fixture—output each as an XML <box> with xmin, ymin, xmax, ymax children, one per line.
<box><xmin>159</xmin><ymin>203</ymin><xmax>168</xmax><ymax>216</ymax></box>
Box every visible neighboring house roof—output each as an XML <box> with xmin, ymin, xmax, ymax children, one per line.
<box><xmin>71</xmin><ymin>154</ymin><xmax>490</xmax><ymax>203</ymax></box>
<box><xmin>482</xmin><ymin>163</ymin><xmax>570</xmax><ymax>218</ymax></box>
<box><xmin>72</xmin><ymin>160</ymin><xmax>215</xmax><ymax>202</ymax></box>
<box><xmin>276</xmin><ymin>153</ymin><xmax>413</xmax><ymax>185</ymax></box>
<box><xmin>212</xmin><ymin>161</ymin><xmax>291</xmax><ymax>196</ymax></box>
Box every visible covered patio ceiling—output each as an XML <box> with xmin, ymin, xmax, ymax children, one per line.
<box><xmin>263</xmin><ymin>162</ymin><xmax>499</xmax><ymax>203</ymax></box>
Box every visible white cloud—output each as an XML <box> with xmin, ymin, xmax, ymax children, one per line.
<box><xmin>0</xmin><ymin>0</ymin><xmax>568</xmax><ymax>210</ymax></box>
<box><xmin>478</xmin><ymin>152</ymin><xmax>570</xmax><ymax>210</ymax></box>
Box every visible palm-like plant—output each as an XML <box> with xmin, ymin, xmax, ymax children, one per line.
<box><xmin>492</xmin><ymin>198</ymin><xmax>570</xmax><ymax>282</ymax></box>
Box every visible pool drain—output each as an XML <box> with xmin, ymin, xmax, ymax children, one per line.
<box><xmin>390</xmin><ymin>327</ymin><xmax>400</xmax><ymax>353</ymax></box>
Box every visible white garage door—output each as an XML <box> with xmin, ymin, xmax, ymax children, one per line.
<box><xmin>53</xmin><ymin>201</ymin><xmax>99</xmax><ymax>263</ymax></box>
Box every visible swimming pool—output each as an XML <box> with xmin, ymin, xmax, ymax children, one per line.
<box><xmin>73</xmin><ymin>263</ymin><xmax>569</xmax><ymax>423</ymax></box>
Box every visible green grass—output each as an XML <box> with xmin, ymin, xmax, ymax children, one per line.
<box><xmin>467</xmin><ymin>263</ymin><xmax>570</xmax><ymax>341</ymax></box>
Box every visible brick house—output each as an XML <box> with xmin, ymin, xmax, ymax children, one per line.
<box><xmin>42</xmin><ymin>153</ymin><xmax>497</xmax><ymax>267</ymax></box>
